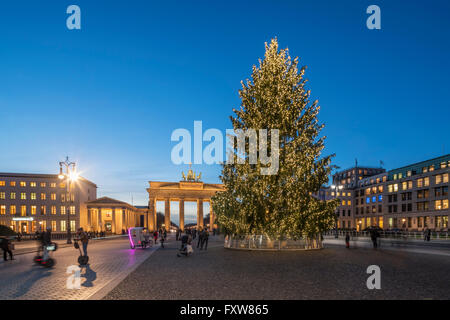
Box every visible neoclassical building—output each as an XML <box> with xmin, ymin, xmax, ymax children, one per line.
<box><xmin>147</xmin><ymin>167</ymin><xmax>224</xmax><ymax>231</ymax></box>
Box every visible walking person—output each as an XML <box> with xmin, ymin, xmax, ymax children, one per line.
<box><xmin>370</xmin><ymin>229</ymin><xmax>379</xmax><ymax>249</ymax></box>
<box><xmin>160</xmin><ymin>231</ymin><xmax>165</xmax><ymax>248</ymax></box>
<box><xmin>153</xmin><ymin>230</ymin><xmax>158</xmax><ymax>244</ymax></box>
<box><xmin>201</xmin><ymin>228</ymin><xmax>209</xmax><ymax>250</ymax></box>
<box><xmin>1</xmin><ymin>237</ymin><xmax>14</xmax><ymax>261</ymax></box>
<box><xmin>426</xmin><ymin>229</ymin><xmax>431</xmax><ymax>242</ymax></box>
<box><xmin>197</xmin><ymin>228</ymin><xmax>204</xmax><ymax>249</ymax></box>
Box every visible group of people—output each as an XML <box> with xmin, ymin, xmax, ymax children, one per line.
<box><xmin>179</xmin><ymin>227</ymin><xmax>210</xmax><ymax>250</ymax></box>
<box><xmin>152</xmin><ymin>228</ymin><xmax>168</xmax><ymax>248</ymax></box>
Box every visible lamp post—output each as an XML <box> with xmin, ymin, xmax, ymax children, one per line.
<box><xmin>58</xmin><ymin>156</ymin><xmax>79</xmax><ymax>244</ymax></box>
<box><xmin>331</xmin><ymin>184</ymin><xmax>343</xmax><ymax>239</ymax></box>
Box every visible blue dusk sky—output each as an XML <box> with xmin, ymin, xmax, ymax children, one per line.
<box><xmin>1</xmin><ymin>0</ymin><xmax>449</xmax><ymax>210</ymax></box>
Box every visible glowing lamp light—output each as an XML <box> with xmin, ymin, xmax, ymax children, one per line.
<box><xmin>69</xmin><ymin>171</ymin><xmax>79</xmax><ymax>181</ymax></box>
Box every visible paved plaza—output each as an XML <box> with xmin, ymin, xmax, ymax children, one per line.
<box><xmin>2</xmin><ymin>234</ymin><xmax>450</xmax><ymax>300</ymax></box>
<box><xmin>0</xmin><ymin>237</ymin><xmax>157</xmax><ymax>300</ymax></box>
<box><xmin>104</xmin><ymin>235</ymin><xmax>450</xmax><ymax>300</ymax></box>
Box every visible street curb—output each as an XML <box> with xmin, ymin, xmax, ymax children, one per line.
<box><xmin>87</xmin><ymin>245</ymin><xmax>161</xmax><ymax>300</ymax></box>
<box><xmin>9</xmin><ymin>235</ymin><xmax>128</xmax><ymax>257</ymax></box>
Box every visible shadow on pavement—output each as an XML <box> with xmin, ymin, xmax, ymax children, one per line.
<box><xmin>81</xmin><ymin>264</ymin><xmax>97</xmax><ymax>288</ymax></box>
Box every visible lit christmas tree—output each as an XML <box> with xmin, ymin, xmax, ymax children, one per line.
<box><xmin>212</xmin><ymin>38</ymin><xmax>338</xmax><ymax>240</ymax></box>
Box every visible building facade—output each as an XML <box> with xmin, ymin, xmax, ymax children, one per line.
<box><xmin>0</xmin><ymin>173</ymin><xmax>97</xmax><ymax>234</ymax></box>
<box><xmin>331</xmin><ymin>155</ymin><xmax>450</xmax><ymax>231</ymax></box>
<box><xmin>86</xmin><ymin>197</ymin><xmax>146</xmax><ymax>234</ymax></box>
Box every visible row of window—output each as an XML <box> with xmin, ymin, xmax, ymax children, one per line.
<box><xmin>391</xmin><ymin>161</ymin><xmax>450</xmax><ymax>180</ymax></box>
<box><xmin>387</xmin><ymin>174</ymin><xmax>449</xmax><ymax>193</ymax></box>
<box><xmin>2</xmin><ymin>220</ymin><xmax>77</xmax><ymax>233</ymax></box>
<box><xmin>0</xmin><ymin>181</ymin><xmax>67</xmax><ymax>188</ymax></box>
<box><xmin>0</xmin><ymin>192</ymin><xmax>74</xmax><ymax>201</ymax></box>
<box><xmin>0</xmin><ymin>205</ymin><xmax>76</xmax><ymax>215</ymax></box>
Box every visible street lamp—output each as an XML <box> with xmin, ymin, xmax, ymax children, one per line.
<box><xmin>331</xmin><ymin>184</ymin><xmax>343</xmax><ymax>239</ymax></box>
<box><xmin>58</xmin><ymin>156</ymin><xmax>78</xmax><ymax>244</ymax></box>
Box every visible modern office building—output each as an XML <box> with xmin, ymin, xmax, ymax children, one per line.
<box><xmin>331</xmin><ymin>154</ymin><xmax>450</xmax><ymax>231</ymax></box>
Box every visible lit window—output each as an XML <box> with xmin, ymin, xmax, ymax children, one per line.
<box><xmin>21</xmin><ymin>205</ymin><xmax>26</xmax><ymax>216</ymax></box>
<box><xmin>20</xmin><ymin>182</ymin><xmax>26</xmax><ymax>187</ymax></box>
<box><xmin>31</xmin><ymin>206</ymin><xmax>37</xmax><ymax>215</ymax></box>
<box><xmin>424</xmin><ymin>177</ymin><xmax>429</xmax><ymax>186</ymax></box>
<box><xmin>435</xmin><ymin>200</ymin><xmax>442</xmax><ymax>210</ymax></box>
<box><xmin>50</xmin><ymin>183</ymin><xmax>56</xmax><ymax>188</ymax></box>
<box><xmin>40</xmin><ymin>206</ymin><xmax>46</xmax><ymax>215</ymax></box>
<box><xmin>341</xmin><ymin>200</ymin><xmax>346</xmax><ymax>206</ymax></box>
<box><xmin>10</xmin><ymin>205</ymin><xmax>16</xmax><ymax>215</ymax></box>
<box><xmin>21</xmin><ymin>193</ymin><xmax>26</xmax><ymax>200</ymax></box>
<box><xmin>347</xmin><ymin>200</ymin><xmax>351</xmax><ymax>206</ymax></box>
<box><xmin>41</xmin><ymin>193</ymin><xmax>46</xmax><ymax>200</ymax></box>
<box><xmin>436</xmin><ymin>175</ymin><xmax>442</xmax><ymax>184</ymax></box>
<box><xmin>444</xmin><ymin>174</ymin><xmax>449</xmax><ymax>183</ymax></box>
<box><xmin>443</xmin><ymin>199</ymin><xmax>449</xmax><ymax>210</ymax></box>
<box><xmin>402</xmin><ymin>182</ymin><xmax>407</xmax><ymax>190</ymax></box>
<box><xmin>0</xmin><ymin>181</ymin><xmax>5</xmax><ymax>186</ymax></box>
<box><xmin>61</xmin><ymin>221</ymin><xmax>66</xmax><ymax>232</ymax></box>
<box><xmin>59</xmin><ymin>183</ymin><xmax>66</xmax><ymax>188</ymax></box>
<box><xmin>0</xmin><ymin>205</ymin><xmax>5</xmax><ymax>214</ymax></box>
<box><xmin>30</xmin><ymin>182</ymin><xmax>36</xmax><ymax>187</ymax></box>
<box><xmin>417</xmin><ymin>179</ymin><xmax>423</xmax><ymax>188</ymax></box>
<box><xmin>10</xmin><ymin>192</ymin><xmax>16</xmax><ymax>199</ymax></box>
<box><xmin>70</xmin><ymin>220</ymin><xmax>76</xmax><ymax>231</ymax></box>
<box><xmin>51</xmin><ymin>193</ymin><xmax>56</xmax><ymax>200</ymax></box>
<box><xmin>10</xmin><ymin>181</ymin><xmax>16</xmax><ymax>187</ymax></box>
<box><xmin>61</xmin><ymin>206</ymin><xmax>66</xmax><ymax>215</ymax></box>
<box><xmin>31</xmin><ymin>193</ymin><xmax>36</xmax><ymax>200</ymax></box>
<box><xmin>51</xmin><ymin>206</ymin><xmax>56</xmax><ymax>215</ymax></box>
<box><xmin>0</xmin><ymin>192</ymin><xmax>5</xmax><ymax>200</ymax></box>
<box><xmin>51</xmin><ymin>221</ymin><xmax>57</xmax><ymax>232</ymax></box>
<box><xmin>40</xmin><ymin>182</ymin><xmax>46</xmax><ymax>187</ymax></box>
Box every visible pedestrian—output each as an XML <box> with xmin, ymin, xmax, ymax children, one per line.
<box><xmin>345</xmin><ymin>233</ymin><xmax>350</xmax><ymax>249</ymax></box>
<box><xmin>197</xmin><ymin>228</ymin><xmax>204</xmax><ymax>249</ymax></box>
<box><xmin>1</xmin><ymin>237</ymin><xmax>14</xmax><ymax>261</ymax></box>
<box><xmin>370</xmin><ymin>229</ymin><xmax>379</xmax><ymax>249</ymax></box>
<box><xmin>426</xmin><ymin>229</ymin><xmax>431</xmax><ymax>242</ymax></box>
<box><xmin>77</xmin><ymin>228</ymin><xmax>89</xmax><ymax>257</ymax></box>
<box><xmin>201</xmin><ymin>228</ymin><xmax>209</xmax><ymax>250</ymax></box>
<box><xmin>160</xmin><ymin>232</ymin><xmax>165</xmax><ymax>248</ymax></box>
<box><xmin>193</xmin><ymin>228</ymin><xmax>197</xmax><ymax>240</ymax></box>
<box><xmin>153</xmin><ymin>230</ymin><xmax>158</xmax><ymax>244</ymax></box>
<box><xmin>163</xmin><ymin>229</ymin><xmax>167</xmax><ymax>240</ymax></box>
<box><xmin>213</xmin><ymin>228</ymin><xmax>216</xmax><ymax>236</ymax></box>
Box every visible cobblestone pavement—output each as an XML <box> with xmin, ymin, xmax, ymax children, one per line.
<box><xmin>104</xmin><ymin>235</ymin><xmax>450</xmax><ymax>300</ymax></box>
<box><xmin>0</xmin><ymin>237</ymin><xmax>160</xmax><ymax>300</ymax></box>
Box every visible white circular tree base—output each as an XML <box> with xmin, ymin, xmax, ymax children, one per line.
<box><xmin>224</xmin><ymin>235</ymin><xmax>323</xmax><ymax>251</ymax></box>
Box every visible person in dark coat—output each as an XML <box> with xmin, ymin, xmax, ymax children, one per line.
<box><xmin>197</xmin><ymin>228</ymin><xmax>204</xmax><ymax>248</ymax></box>
<box><xmin>1</xmin><ymin>237</ymin><xmax>14</xmax><ymax>261</ymax></box>
<box><xmin>201</xmin><ymin>228</ymin><xmax>209</xmax><ymax>250</ymax></box>
<box><xmin>370</xmin><ymin>229</ymin><xmax>379</xmax><ymax>249</ymax></box>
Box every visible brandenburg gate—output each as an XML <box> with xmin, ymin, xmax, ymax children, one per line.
<box><xmin>146</xmin><ymin>166</ymin><xmax>224</xmax><ymax>231</ymax></box>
